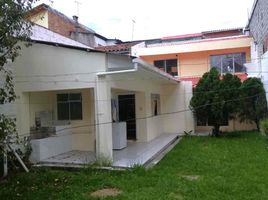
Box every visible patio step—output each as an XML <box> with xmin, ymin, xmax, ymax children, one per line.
<box><xmin>144</xmin><ymin>135</ymin><xmax>181</xmax><ymax>168</ymax></box>
<box><xmin>33</xmin><ymin>162</ymin><xmax>88</xmax><ymax>169</ymax></box>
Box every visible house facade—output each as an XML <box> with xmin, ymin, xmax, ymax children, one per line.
<box><xmin>132</xmin><ymin>28</ymin><xmax>256</xmax><ymax>132</ymax></box>
<box><xmin>9</xmin><ymin>25</ymin><xmax>194</xmax><ymax>166</ymax></box>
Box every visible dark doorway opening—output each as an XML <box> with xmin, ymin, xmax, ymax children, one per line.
<box><xmin>118</xmin><ymin>94</ymin><xmax>136</xmax><ymax>140</ymax></box>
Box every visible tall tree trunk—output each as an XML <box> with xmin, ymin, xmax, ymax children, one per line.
<box><xmin>212</xmin><ymin>124</ymin><xmax>220</xmax><ymax>137</ymax></box>
<box><xmin>255</xmin><ymin>119</ymin><xmax>260</xmax><ymax>132</ymax></box>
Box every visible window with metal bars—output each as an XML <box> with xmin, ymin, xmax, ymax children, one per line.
<box><xmin>57</xmin><ymin>93</ymin><xmax>82</xmax><ymax>120</ymax></box>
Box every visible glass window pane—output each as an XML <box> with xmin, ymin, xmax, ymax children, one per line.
<box><xmin>234</xmin><ymin>53</ymin><xmax>246</xmax><ymax>72</ymax></box>
<box><xmin>57</xmin><ymin>94</ymin><xmax>68</xmax><ymax>102</ymax></box>
<box><xmin>166</xmin><ymin>59</ymin><xmax>177</xmax><ymax>67</ymax></box>
<box><xmin>154</xmin><ymin>60</ymin><xmax>164</xmax><ymax>67</ymax></box>
<box><xmin>69</xmin><ymin>93</ymin><xmax>82</xmax><ymax>101</ymax></box>
<box><xmin>222</xmin><ymin>54</ymin><xmax>234</xmax><ymax>73</ymax></box>
<box><xmin>210</xmin><ymin>55</ymin><xmax>222</xmax><ymax>73</ymax></box>
<box><xmin>166</xmin><ymin>66</ymin><xmax>178</xmax><ymax>76</ymax></box>
<box><xmin>70</xmin><ymin>102</ymin><xmax>82</xmax><ymax>120</ymax></box>
<box><xmin>57</xmin><ymin>102</ymin><xmax>69</xmax><ymax>120</ymax></box>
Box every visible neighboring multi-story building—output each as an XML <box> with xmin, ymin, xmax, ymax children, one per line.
<box><xmin>27</xmin><ymin>3</ymin><xmax>120</xmax><ymax>48</ymax></box>
<box><xmin>246</xmin><ymin>0</ymin><xmax>268</xmax><ymax>99</ymax></box>
<box><xmin>132</xmin><ymin>28</ymin><xmax>255</xmax><ymax>132</ymax></box>
<box><xmin>132</xmin><ymin>28</ymin><xmax>251</xmax><ymax>86</ymax></box>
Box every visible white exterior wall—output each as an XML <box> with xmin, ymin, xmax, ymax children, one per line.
<box><xmin>27</xmin><ymin>89</ymin><xmax>95</xmax><ymax>152</ymax></box>
<box><xmin>15</xmin><ymin>43</ymin><xmax>106</xmax><ymax>93</ymax></box>
<box><xmin>12</xmin><ymin>43</ymin><xmax>105</xmax><ymax>159</ymax></box>
<box><xmin>246</xmin><ymin>41</ymin><xmax>260</xmax><ymax>77</ymax></box>
<box><xmin>105</xmin><ymin>73</ymin><xmax>194</xmax><ymax>142</ymax></box>
<box><xmin>12</xmin><ymin>43</ymin><xmax>194</xmax><ymax>161</ymax></box>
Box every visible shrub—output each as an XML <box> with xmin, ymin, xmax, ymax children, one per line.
<box><xmin>260</xmin><ymin>119</ymin><xmax>268</xmax><ymax>136</ymax></box>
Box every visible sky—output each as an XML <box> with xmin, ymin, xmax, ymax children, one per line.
<box><xmin>35</xmin><ymin>0</ymin><xmax>255</xmax><ymax>41</ymax></box>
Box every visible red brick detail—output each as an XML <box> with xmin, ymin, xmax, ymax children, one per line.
<box><xmin>179</xmin><ymin>73</ymin><xmax>248</xmax><ymax>88</ymax></box>
<box><xmin>47</xmin><ymin>12</ymin><xmax>87</xmax><ymax>38</ymax></box>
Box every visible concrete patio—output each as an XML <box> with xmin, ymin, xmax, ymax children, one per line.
<box><xmin>36</xmin><ymin>133</ymin><xmax>180</xmax><ymax>168</ymax></box>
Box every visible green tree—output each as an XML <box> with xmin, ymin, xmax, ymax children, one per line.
<box><xmin>190</xmin><ymin>68</ymin><xmax>241</xmax><ymax>136</ymax></box>
<box><xmin>1</xmin><ymin>0</ymin><xmax>37</xmax><ymax>175</ymax></box>
<box><xmin>239</xmin><ymin>78</ymin><xmax>268</xmax><ymax>131</ymax></box>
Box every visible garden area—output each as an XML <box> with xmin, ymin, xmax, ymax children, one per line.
<box><xmin>1</xmin><ymin>131</ymin><xmax>268</xmax><ymax>200</ymax></box>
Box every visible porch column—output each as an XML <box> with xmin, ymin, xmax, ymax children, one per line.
<box><xmin>16</xmin><ymin>92</ymin><xmax>30</xmax><ymax>137</ymax></box>
<box><xmin>95</xmin><ymin>77</ymin><xmax>113</xmax><ymax>161</ymax></box>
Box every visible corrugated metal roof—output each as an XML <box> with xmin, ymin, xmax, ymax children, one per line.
<box><xmin>31</xmin><ymin>25</ymin><xmax>92</xmax><ymax>49</ymax></box>
<box><xmin>161</xmin><ymin>33</ymin><xmax>203</xmax><ymax>40</ymax></box>
<box><xmin>201</xmin><ymin>27</ymin><xmax>243</xmax><ymax>34</ymax></box>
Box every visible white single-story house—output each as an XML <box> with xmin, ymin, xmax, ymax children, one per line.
<box><xmin>7</xmin><ymin>25</ymin><xmax>194</xmax><ymax>167</ymax></box>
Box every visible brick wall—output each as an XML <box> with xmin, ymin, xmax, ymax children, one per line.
<box><xmin>47</xmin><ymin>12</ymin><xmax>87</xmax><ymax>38</ymax></box>
<box><xmin>249</xmin><ymin>0</ymin><xmax>268</xmax><ymax>57</ymax></box>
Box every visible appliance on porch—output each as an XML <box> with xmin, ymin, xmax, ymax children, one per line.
<box><xmin>111</xmin><ymin>99</ymin><xmax>127</xmax><ymax>149</ymax></box>
<box><xmin>112</xmin><ymin>122</ymin><xmax>127</xmax><ymax>150</ymax></box>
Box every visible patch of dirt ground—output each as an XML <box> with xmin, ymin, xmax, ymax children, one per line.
<box><xmin>90</xmin><ymin>188</ymin><xmax>122</xmax><ymax>198</ymax></box>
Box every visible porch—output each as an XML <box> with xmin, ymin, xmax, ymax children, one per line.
<box><xmin>35</xmin><ymin>133</ymin><xmax>179</xmax><ymax>168</ymax></box>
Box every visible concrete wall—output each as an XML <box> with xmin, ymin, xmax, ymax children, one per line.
<box><xmin>27</xmin><ymin>89</ymin><xmax>95</xmax><ymax>151</ymax></box>
<box><xmin>196</xmin><ymin>119</ymin><xmax>257</xmax><ymax>133</ymax></box>
<box><xmin>70</xmin><ymin>32</ymin><xmax>96</xmax><ymax>47</ymax></box>
<box><xmin>261</xmin><ymin>51</ymin><xmax>268</xmax><ymax>101</ymax></box>
<box><xmin>14</xmin><ymin>43</ymin><xmax>106</xmax><ymax>92</ymax></box>
<box><xmin>13</xmin><ymin>42</ymin><xmax>195</xmax><ymax>161</ymax></box>
<box><xmin>106</xmin><ymin>73</ymin><xmax>194</xmax><ymax>143</ymax></box>
<box><xmin>248</xmin><ymin>0</ymin><xmax>268</xmax><ymax>57</ymax></box>
<box><xmin>133</xmin><ymin>36</ymin><xmax>252</xmax><ymax>57</ymax></box>
<box><xmin>13</xmin><ymin>43</ymin><xmax>105</xmax><ymax>152</ymax></box>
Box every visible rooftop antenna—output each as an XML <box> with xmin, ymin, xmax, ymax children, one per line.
<box><xmin>132</xmin><ymin>19</ymin><xmax>136</xmax><ymax>41</ymax></box>
<box><xmin>48</xmin><ymin>0</ymin><xmax>54</xmax><ymax>6</ymax></box>
<box><xmin>74</xmin><ymin>0</ymin><xmax>82</xmax><ymax>17</ymax></box>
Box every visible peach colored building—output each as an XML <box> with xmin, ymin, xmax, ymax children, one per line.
<box><xmin>132</xmin><ymin>28</ymin><xmax>257</xmax><ymax>132</ymax></box>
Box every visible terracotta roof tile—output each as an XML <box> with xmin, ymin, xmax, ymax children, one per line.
<box><xmin>95</xmin><ymin>42</ymin><xmax>140</xmax><ymax>53</ymax></box>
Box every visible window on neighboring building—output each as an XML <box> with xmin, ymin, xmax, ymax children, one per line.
<box><xmin>151</xmin><ymin>94</ymin><xmax>160</xmax><ymax>116</ymax></box>
<box><xmin>57</xmin><ymin>93</ymin><xmax>82</xmax><ymax>120</ymax></box>
<box><xmin>210</xmin><ymin>53</ymin><xmax>246</xmax><ymax>74</ymax></box>
<box><xmin>154</xmin><ymin>59</ymin><xmax>178</xmax><ymax>76</ymax></box>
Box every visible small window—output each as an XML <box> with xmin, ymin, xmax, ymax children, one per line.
<box><xmin>153</xmin><ymin>59</ymin><xmax>178</xmax><ymax>76</ymax></box>
<box><xmin>57</xmin><ymin>93</ymin><xmax>82</xmax><ymax>120</ymax></box>
<box><xmin>151</xmin><ymin>94</ymin><xmax>160</xmax><ymax>116</ymax></box>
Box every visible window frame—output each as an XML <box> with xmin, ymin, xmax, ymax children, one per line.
<box><xmin>57</xmin><ymin>93</ymin><xmax>83</xmax><ymax>121</ymax></box>
<box><xmin>153</xmin><ymin>59</ymin><xmax>178</xmax><ymax>76</ymax></box>
<box><xmin>210</xmin><ymin>52</ymin><xmax>246</xmax><ymax>74</ymax></box>
<box><xmin>151</xmin><ymin>94</ymin><xmax>161</xmax><ymax>116</ymax></box>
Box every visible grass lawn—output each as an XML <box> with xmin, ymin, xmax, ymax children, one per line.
<box><xmin>1</xmin><ymin>131</ymin><xmax>268</xmax><ymax>200</ymax></box>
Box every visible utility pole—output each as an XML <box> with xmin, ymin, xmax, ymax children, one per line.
<box><xmin>74</xmin><ymin>0</ymin><xmax>82</xmax><ymax>17</ymax></box>
<box><xmin>132</xmin><ymin>19</ymin><xmax>136</xmax><ymax>41</ymax></box>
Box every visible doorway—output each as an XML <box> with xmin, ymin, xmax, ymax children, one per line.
<box><xmin>118</xmin><ymin>94</ymin><xmax>136</xmax><ymax>140</ymax></box>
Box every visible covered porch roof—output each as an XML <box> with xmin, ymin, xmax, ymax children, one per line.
<box><xmin>97</xmin><ymin>58</ymin><xmax>179</xmax><ymax>85</ymax></box>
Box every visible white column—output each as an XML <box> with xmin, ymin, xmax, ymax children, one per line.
<box><xmin>135</xmin><ymin>92</ymin><xmax>148</xmax><ymax>142</ymax></box>
<box><xmin>95</xmin><ymin>76</ymin><xmax>113</xmax><ymax>161</ymax></box>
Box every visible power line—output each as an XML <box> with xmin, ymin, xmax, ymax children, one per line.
<box><xmin>15</xmin><ymin>91</ymin><xmax>265</xmax><ymax>139</ymax></box>
<box><xmin>13</xmin><ymin>56</ymin><xmax>268</xmax><ymax>79</ymax></box>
